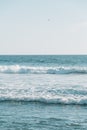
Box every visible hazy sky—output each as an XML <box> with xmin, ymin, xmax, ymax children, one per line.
<box><xmin>0</xmin><ymin>0</ymin><xmax>87</xmax><ymax>54</ymax></box>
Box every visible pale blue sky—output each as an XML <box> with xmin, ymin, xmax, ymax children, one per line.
<box><xmin>0</xmin><ymin>0</ymin><xmax>87</xmax><ymax>54</ymax></box>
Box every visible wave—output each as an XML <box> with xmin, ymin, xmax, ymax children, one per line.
<box><xmin>0</xmin><ymin>96</ymin><xmax>87</xmax><ymax>105</ymax></box>
<box><xmin>0</xmin><ymin>65</ymin><xmax>87</xmax><ymax>74</ymax></box>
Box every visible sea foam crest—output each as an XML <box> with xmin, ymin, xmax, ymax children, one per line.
<box><xmin>0</xmin><ymin>95</ymin><xmax>87</xmax><ymax>105</ymax></box>
<box><xmin>0</xmin><ymin>65</ymin><xmax>87</xmax><ymax>74</ymax></box>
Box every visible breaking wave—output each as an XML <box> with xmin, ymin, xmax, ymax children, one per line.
<box><xmin>0</xmin><ymin>96</ymin><xmax>87</xmax><ymax>105</ymax></box>
<box><xmin>0</xmin><ymin>65</ymin><xmax>87</xmax><ymax>74</ymax></box>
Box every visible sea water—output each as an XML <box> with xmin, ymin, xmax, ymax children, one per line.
<box><xmin>0</xmin><ymin>55</ymin><xmax>87</xmax><ymax>130</ymax></box>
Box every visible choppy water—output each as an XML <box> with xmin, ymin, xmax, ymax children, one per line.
<box><xmin>0</xmin><ymin>55</ymin><xmax>87</xmax><ymax>130</ymax></box>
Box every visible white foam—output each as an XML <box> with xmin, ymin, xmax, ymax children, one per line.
<box><xmin>0</xmin><ymin>65</ymin><xmax>87</xmax><ymax>74</ymax></box>
<box><xmin>0</xmin><ymin>88</ymin><xmax>87</xmax><ymax>105</ymax></box>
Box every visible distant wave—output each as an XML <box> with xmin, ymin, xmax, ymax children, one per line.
<box><xmin>0</xmin><ymin>65</ymin><xmax>87</xmax><ymax>74</ymax></box>
<box><xmin>0</xmin><ymin>96</ymin><xmax>87</xmax><ymax>105</ymax></box>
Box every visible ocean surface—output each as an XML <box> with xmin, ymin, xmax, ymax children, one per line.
<box><xmin>0</xmin><ymin>55</ymin><xmax>87</xmax><ymax>130</ymax></box>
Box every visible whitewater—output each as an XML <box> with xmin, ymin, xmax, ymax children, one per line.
<box><xmin>0</xmin><ymin>55</ymin><xmax>87</xmax><ymax>130</ymax></box>
<box><xmin>0</xmin><ymin>65</ymin><xmax>87</xmax><ymax>74</ymax></box>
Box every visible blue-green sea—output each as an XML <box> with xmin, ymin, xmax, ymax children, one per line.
<box><xmin>0</xmin><ymin>55</ymin><xmax>87</xmax><ymax>130</ymax></box>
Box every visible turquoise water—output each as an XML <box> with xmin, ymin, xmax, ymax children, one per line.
<box><xmin>0</xmin><ymin>102</ymin><xmax>87</xmax><ymax>130</ymax></box>
<box><xmin>0</xmin><ymin>55</ymin><xmax>87</xmax><ymax>129</ymax></box>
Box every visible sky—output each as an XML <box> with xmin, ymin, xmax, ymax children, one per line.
<box><xmin>0</xmin><ymin>0</ymin><xmax>87</xmax><ymax>54</ymax></box>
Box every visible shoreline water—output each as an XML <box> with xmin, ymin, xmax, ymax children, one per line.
<box><xmin>0</xmin><ymin>101</ymin><xmax>87</xmax><ymax>130</ymax></box>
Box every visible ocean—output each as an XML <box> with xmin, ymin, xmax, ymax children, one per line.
<box><xmin>0</xmin><ymin>55</ymin><xmax>87</xmax><ymax>130</ymax></box>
